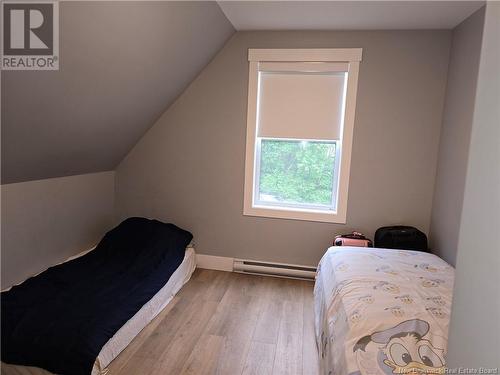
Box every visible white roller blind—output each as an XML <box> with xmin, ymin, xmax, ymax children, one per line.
<box><xmin>257</xmin><ymin>69</ymin><xmax>347</xmax><ymax>140</ymax></box>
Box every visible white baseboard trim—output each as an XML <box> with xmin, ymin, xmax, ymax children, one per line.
<box><xmin>196</xmin><ymin>253</ymin><xmax>234</xmax><ymax>272</ymax></box>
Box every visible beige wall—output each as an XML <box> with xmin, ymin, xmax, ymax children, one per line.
<box><xmin>447</xmin><ymin>2</ymin><xmax>500</xmax><ymax>367</ymax></box>
<box><xmin>429</xmin><ymin>7</ymin><xmax>485</xmax><ymax>266</ymax></box>
<box><xmin>1</xmin><ymin>172</ymin><xmax>115</xmax><ymax>288</ymax></box>
<box><xmin>116</xmin><ymin>30</ymin><xmax>451</xmax><ymax>266</ymax></box>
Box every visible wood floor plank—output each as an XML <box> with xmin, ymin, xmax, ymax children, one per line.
<box><xmin>201</xmin><ymin>270</ymin><xmax>233</xmax><ymax>302</ymax></box>
<box><xmin>110</xmin><ymin>271</ymin><xmax>317</xmax><ymax>375</ymax></box>
<box><xmin>241</xmin><ymin>341</ymin><xmax>276</xmax><ymax>375</ymax></box>
<box><xmin>281</xmin><ymin>299</ymin><xmax>304</xmax><ymax>335</ymax></box>
<box><xmin>273</xmin><ymin>331</ymin><xmax>303</xmax><ymax>375</ymax></box>
<box><xmin>214</xmin><ymin>337</ymin><xmax>251</xmax><ymax>375</ymax></box>
<box><xmin>156</xmin><ymin>299</ymin><xmax>219</xmax><ymax>374</ymax></box>
<box><xmin>207</xmin><ymin>281</ymin><xmax>262</xmax><ymax>374</ymax></box>
<box><xmin>252</xmin><ymin>298</ymin><xmax>283</xmax><ymax>344</ymax></box>
<box><xmin>114</xmin><ymin>356</ymin><xmax>160</xmax><ymax>375</ymax></box>
<box><xmin>267</xmin><ymin>277</ymin><xmax>305</xmax><ymax>302</ymax></box>
<box><xmin>302</xmin><ymin>284</ymin><xmax>320</xmax><ymax>375</ymax></box>
<box><xmin>272</xmin><ymin>297</ymin><xmax>305</xmax><ymax>374</ymax></box>
<box><xmin>106</xmin><ymin>296</ymin><xmax>180</xmax><ymax>373</ymax></box>
<box><xmin>129</xmin><ymin>295</ymin><xmax>194</xmax><ymax>360</ymax></box>
<box><xmin>231</xmin><ymin>273</ymin><xmax>269</xmax><ymax>298</ymax></box>
<box><xmin>179</xmin><ymin>334</ymin><xmax>224</xmax><ymax>375</ymax></box>
<box><xmin>175</xmin><ymin>278</ymin><xmax>209</xmax><ymax>301</ymax></box>
<box><xmin>206</xmin><ymin>277</ymin><xmax>262</xmax><ymax>341</ymax></box>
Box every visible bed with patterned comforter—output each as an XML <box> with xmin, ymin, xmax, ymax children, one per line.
<box><xmin>314</xmin><ymin>246</ymin><xmax>454</xmax><ymax>375</ymax></box>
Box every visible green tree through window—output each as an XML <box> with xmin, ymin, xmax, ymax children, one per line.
<box><xmin>258</xmin><ymin>139</ymin><xmax>336</xmax><ymax>206</ymax></box>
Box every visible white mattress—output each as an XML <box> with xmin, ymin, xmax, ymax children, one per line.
<box><xmin>1</xmin><ymin>246</ymin><xmax>196</xmax><ymax>375</ymax></box>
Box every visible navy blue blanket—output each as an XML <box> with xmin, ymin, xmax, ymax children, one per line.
<box><xmin>1</xmin><ymin>217</ymin><xmax>192</xmax><ymax>375</ymax></box>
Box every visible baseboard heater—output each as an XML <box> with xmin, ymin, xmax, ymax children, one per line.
<box><xmin>233</xmin><ymin>259</ymin><xmax>317</xmax><ymax>280</ymax></box>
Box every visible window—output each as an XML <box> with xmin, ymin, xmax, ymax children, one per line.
<box><xmin>244</xmin><ymin>49</ymin><xmax>362</xmax><ymax>223</ymax></box>
<box><xmin>256</xmin><ymin>139</ymin><xmax>339</xmax><ymax>210</ymax></box>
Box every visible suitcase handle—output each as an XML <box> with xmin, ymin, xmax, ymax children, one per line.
<box><xmin>335</xmin><ymin>231</ymin><xmax>367</xmax><ymax>240</ymax></box>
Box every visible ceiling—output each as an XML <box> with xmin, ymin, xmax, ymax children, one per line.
<box><xmin>218</xmin><ymin>1</ymin><xmax>484</xmax><ymax>30</ymax></box>
<box><xmin>1</xmin><ymin>1</ymin><xmax>234</xmax><ymax>184</ymax></box>
<box><xmin>2</xmin><ymin>1</ymin><xmax>485</xmax><ymax>184</ymax></box>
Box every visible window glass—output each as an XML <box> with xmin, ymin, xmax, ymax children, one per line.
<box><xmin>256</xmin><ymin>139</ymin><xmax>337</xmax><ymax>210</ymax></box>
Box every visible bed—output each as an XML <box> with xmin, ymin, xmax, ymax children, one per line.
<box><xmin>1</xmin><ymin>218</ymin><xmax>196</xmax><ymax>375</ymax></box>
<box><xmin>314</xmin><ymin>246</ymin><xmax>454</xmax><ymax>375</ymax></box>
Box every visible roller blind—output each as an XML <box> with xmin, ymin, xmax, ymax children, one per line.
<box><xmin>257</xmin><ymin>66</ymin><xmax>347</xmax><ymax>141</ymax></box>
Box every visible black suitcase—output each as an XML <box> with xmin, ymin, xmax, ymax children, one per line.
<box><xmin>374</xmin><ymin>226</ymin><xmax>428</xmax><ymax>252</ymax></box>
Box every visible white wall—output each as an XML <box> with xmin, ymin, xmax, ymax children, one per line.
<box><xmin>116</xmin><ymin>30</ymin><xmax>451</xmax><ymax>266</ymax></box>
<box><xmin>446</xmin><ymin>2</ymin><xmax>500</xmax><ymax>367</ymax></box>
<box><xmin>1</xmin><ymin>172</ymin><xmax>115</xmax><ymax>288</ymax></box>
<box><xmin>430</xmin><ymin>7</ymin><xmax>485</xmax><ymax>266</ymax></box>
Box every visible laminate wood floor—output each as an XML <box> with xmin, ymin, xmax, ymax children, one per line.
<box><xmin>108</xmin><ymin>269</ymin><xmax>319</xmax><ymax>375</ymax></box>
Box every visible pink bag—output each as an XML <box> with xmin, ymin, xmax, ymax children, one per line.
<box><xmin>334</xmin><ymin>231</ymin><xmax>373</xmax><ymax>247</ymax></box>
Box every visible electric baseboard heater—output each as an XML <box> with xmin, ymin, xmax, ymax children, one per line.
<box><xmin>233</xmin><ymin>259</ymin><xmax>316</xmax><ymax>280</ymax></box>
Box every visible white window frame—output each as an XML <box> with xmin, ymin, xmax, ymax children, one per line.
<box><xmin>243</xmin><ymin>48</ymin><xmax>362</xmax><ymax>224</ymax></box>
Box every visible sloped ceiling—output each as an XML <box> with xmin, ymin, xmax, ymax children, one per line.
<box><xmin>1</xmin><ymin>1</ymin><xmax>234</xmax><ymax>184</ymax></box>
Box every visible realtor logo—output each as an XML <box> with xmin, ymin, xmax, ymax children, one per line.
<box><xmin>2</xmin><ymin>1</ymin><xmax>59</xmax><ymax>70</ymax></box>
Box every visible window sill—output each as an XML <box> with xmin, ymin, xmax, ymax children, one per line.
<box><xmin>243</xmin><ymin>204</ymin><xmax>347</xmax><ymax>224</ymax></box>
